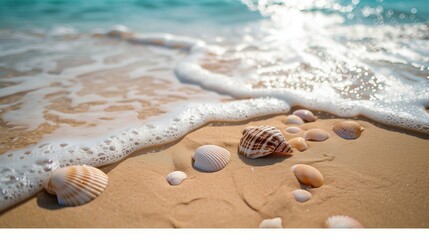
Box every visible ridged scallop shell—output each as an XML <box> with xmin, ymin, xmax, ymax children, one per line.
<box><xmin>285</xmin><ymin>126</ymin><xmax>302</xmax><ymax>134</ymax></box>
<box><xmin>259</xmin><ymin>217</ymin><xmax>282</xmax><ymax>228</ymax></box>
<box><xmin>288</xmin><ymin>137</ymin><xmax>308</xmax><ymax>152</ymax></box>
<box><xmin>291</xmin><ymin>189</ymin><xmax>312</xmax><ymax>203</ymax></box>
<box><xmin>284</xmin><ymin>115</ymin><xmax>304</xmax><ymax>125</ymax></box>
<box><xmin>291</xmin><ymin>164</ymin><xmax>324</xmax><ymax>188</ymax></box>
<box><xmin>238</xmin><ymin>126</ymin><xmax>293</xmax><ymax>159</ymax></box>
<box><xmin>303</xmin><ymin>128</ymin><xmax>330</xmax><ymax>141</ymax></box>
<box><xmin>293</xmin><ymin>109</ymin><xmax>317</xmax><ymax>122</ymax></box>
<box><xmin>166</xmin><ymin>171</ymin><xmax>187</xmax><ymax>186</ymax></box>
<box><xmin>45</xmin><ymin>165</ymin><xmax>108</xmax><ymax>206</ymax></box>
<box><xmin>332</xmin><ymin>121</ymin><xmax>364</xmax><ymax>140</ymax></box>
<box><xmin>324</xmin><ymin>215</ymin><xmax>363</xmax><ymax>228</ymax></box>
<box><xmin>192</xmin><ymin>145</ymin><xmax>230</xmax><ymax>172</ymax></box>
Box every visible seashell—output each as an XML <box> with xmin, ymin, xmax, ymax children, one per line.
<box><xmin>324</xmin><ymin>215</ymin><xmax>363</xmax><ymax>228</ymax></box>
<box><xmin>45</xmin><ymin>165</ymin><xmax>108</xmax><ymax>206</ymax></box>
<box><xmin>166</xmin><ymin>171</ymin><xmax>187</xmax><ymax>186</ymax></box>
<box><xmin>303</xmin><ymin>128</ymin><xmax>330</xmax><ymax>141</ymax></box>
<box><xmin>284</xmin><ymin>115</ymin><xmax>304</xmax><ymax>125</ymax></box>
<box><xmin>293</xmin><ymin>109</ymin><xmax>318</xmax><ymax>122</ymax></box>
<box><xmin>291</xmin><ymin>164</ymin><xmax>324</xmax><ymax>188</ymax></box>
<box><xmin>259</xmin><ymin>217</ymin><xmax>282</xmax><ymax>228</ymax></box>
<box><xmin>238</xmin><ymin>126</ymin><xmax>292</xmax><ymax>159</ymax></box>
<box><xmin>192</xmin><ymin>145</ymin><xmax>230</xmax><ymax>172</ymax></box>
<box><xmin>242</xmin><ymin>126</ymin><xmax>256</xmax><ymax>135</ymax></box>
<box><xmin>332</xmin><ymin>121</ymin><xmax>364</xmax><ymax>140</ymax></box>
<box><xmin>291</xmin><ymin>189</ymin><xmax>312</xmax><ymax>203</ymax></box>
<box><xmin>285</xmin><ymin>126</ymin><xmax>302</xmax><ymax>134</ymax></box>
<box><xmin>288</xmin><ymin>137</ymin><xmax>308</xmax><ymax>152</ymax></box>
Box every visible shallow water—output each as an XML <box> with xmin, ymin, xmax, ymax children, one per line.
<box><xmin>0</xmin><ymin>0</ymin><xmax>428</xmax><ymax>211</ymax></box>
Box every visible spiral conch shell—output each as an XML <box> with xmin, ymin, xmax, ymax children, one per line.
<box><xmin>324</xmin><ymin>215</ymin><xmax>363</xmax><ymax>228</ymax></box>
<box><xmin>45</xmin><ymin>165</ymin><xmax>108</xmax><ymax>206</ymax></box>
<box><xmin>166</xmin><ymin>171</ymin><xmax>187</xmax><ymax>186</ymax></box>
<box><xmin>332</xmin><ymin>121</ymin><xmax>364</xmax><ymax>140</ymax></box>
<box><xmin>293</xmin><ymin>109</ymin><xmax>318</xmax><ymax>122</ymax></box>
<box><xmin>239</xmin><ymin>126</ymin><xmax>292</xmax><ymax>159</ymax></box>
<box><xmin>291</xmin><ymin>164</ymin><xmax>324</xmax><ymax>188</ymax></box>
<box><xmin>192</xmin><ymin>145</ymin><xmax>230</xmax><ymax>172</ymax></box>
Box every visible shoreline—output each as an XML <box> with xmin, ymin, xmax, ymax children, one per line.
<box><xmin>0</xmin><ymin>114</ymin><xmax>428</xmax><ymax>227</ymax></box>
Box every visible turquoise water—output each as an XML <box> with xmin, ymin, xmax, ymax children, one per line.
<box><xmin>0</xmin><ymin>0</ymin><xmax>427</xmax><ymax>32</ymax></box>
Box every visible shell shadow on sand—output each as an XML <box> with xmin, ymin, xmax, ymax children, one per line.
<box><xmin>36</xmin><ymin>191</ymin><xmax>66</xmax><ymax>210</ymax></box>
<box><xmin>238</xmin><ymin>151</ymin><xmax>292</xmax><ymax>166</ymax></box>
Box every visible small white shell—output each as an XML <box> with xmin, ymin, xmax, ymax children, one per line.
<box><xmin>45</xmin><ymin>165</ymin><xmax>108</xmax><ymax>206</ymax></box>
<box><xmin>192</xmin><ymin>145</ymin><xmax>230</xmax><ymax>172</ymax></box>
<box><xmin>285</xmin><ymin>126</ymin><xmax>302</xmax><ymax>134</ymax></box>
<box><xmin>259</xmin><ymin>217</ymin><xmax>282</xmax><ymax>228</ymax></box>
<box><xmin>291</xmin><ymin>164</ymin><xmax>324</xmax><ymax>188</ymax></box>
<box><xmin>291</xmin><ymin>189</ymin><xmax>312</xmax><ymax>203</ymax></box>
<box><xmin>332</xmin><ymin>121</ymin><xmax>364</xmax><ymax>140</ymax></box>
<box><xmin>293</xmin><ymin>109</ymin><xmax>317</xmax><ymax>122</ymax></box>
<box><xmin>284</xmin><ymin>115</ymin><xmax>304</xmax><ymax>125</ymax></box>
<box><xmin>324</xmin><ymin>215</ymin><xmax>363</xmax><ymax>228</ymax></box>
<box><xmin>303</xmin><ymin>129</ymin><xmax>330</xmax><ymax>141</ymax></box>
<box><xmin>166</xmin><ymin>171</ymin><xmax>187</xmax><ymax>186</ymax></box>
<box><xmin>288</xmin><ymin>137</ymin><xmax>308</xmax><ymax>152</ymax></box>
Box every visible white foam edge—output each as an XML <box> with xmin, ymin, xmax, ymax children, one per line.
<box><xmin>0</xmin><ymin>97</ymin><xmax>290</xmax><ymax>211</ymax></box>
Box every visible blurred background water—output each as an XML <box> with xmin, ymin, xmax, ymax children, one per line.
<box><xmin>0</xmin><ymin>0</ymin><xmax>427</xmax><ymax>33</ymax></box>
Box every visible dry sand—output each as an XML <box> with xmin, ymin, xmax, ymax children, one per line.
<box><xmin>0</xmin><ymin>114</ymin><xmax>428</xmax><ymax>228</ymax></box>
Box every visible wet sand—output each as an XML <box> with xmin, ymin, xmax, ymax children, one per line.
<box><xmin>0</xmin><ymin>114</ymin><xmax>428</xmax><ymax>228</ymax></box>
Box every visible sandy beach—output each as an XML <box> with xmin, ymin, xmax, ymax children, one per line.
<box><xmin>1</xmin><ymin>113</ymin><xmax>428</xmax><ymax>228</ymax></box>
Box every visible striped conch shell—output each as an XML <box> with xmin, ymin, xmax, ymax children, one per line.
<box><xmin>45</xmin><ymin>165</ymin><xmax>108</xmax><ymax>206</ymax></box>
<box><xmin>332</xmin><ymin>120</ymin><xmax>364</xmax><ymax>139</ymax></box>
<box><xmin>166</xmin><ymin>171</ymin><xmax>187</xmax><ymax>186</ymax></box>
<box><xmin>324</xmin><ymin>215</ymin><xmax>363</xmax><ymax>228</ymax></box>
<box><xmin>259</xmin><ymin>217</ymin><xmax>283</xmax><ymax>228</ymax></box>
<box><xmin>192</xmin><ymin>145</ymin><xmax>230</xmax><ymax>172</ymax></box>
<box><xmin>238</xmin><ymin>126</ymin><xmax>293</xmax><ymax>159</ymax></box>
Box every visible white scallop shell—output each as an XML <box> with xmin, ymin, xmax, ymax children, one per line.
<box><xmin>45</xmin><ymin>165</ymin><xmax>108</xmax><ymax>206</ymax></box>
<box><xmin>285</xmin><ymin>126</ymin><xmax>302</xmax><ymax>134</ymax></box>
<box><xmin>192</xmin><ymin>145</ymin><xmax>230</xmax><ymax>172</ymax></box>
<box><xmin>324</xmin><ymin>215</ymin><xmax>363</xmax><ymax>228</ymax></box>
<box><xmin>332</xmin><ymin>121</ymin><xmax>364</xmax><ymax>140</ymax></box>
<box><xmin>291</xmin><ymin>164</ymin><xmax>324</xmax><ymax>188</ymax></box>
<box><xmin>239</xmin><ymin>126</ymin><xmax>292</xmax><ymax>159</ymax></box>
<box><xmin>293</xmin><ymin>109</ymin><xmax>317</xmax><ymax>122</ymax></box>
<box><xmin>291</xmin><ymin>189</ymin><xmax>312</xmax><ymax>203</ymax></box>
<box><xmin>259</xmin><ymin>217</ymin><xmax>282</xmax><ymax>228</ymax></box>
<box><xmin>166</xmin><ymin>171</ymin><xmax>187</xmax><ymax>186</ymax></box>
<box><xmin>284</xmin><ymin>115</ymin><xmax>304</xmax><ymax>125</ymax></box>
<box><xmin>303</xmin><ymin>128</ymin><xmax>330</xmax><ymax>141</ymax></box>
<box><xmin>288</xmin><ymin>137</ymin><xmax>308</xmax><ymax>152</ymax></box>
